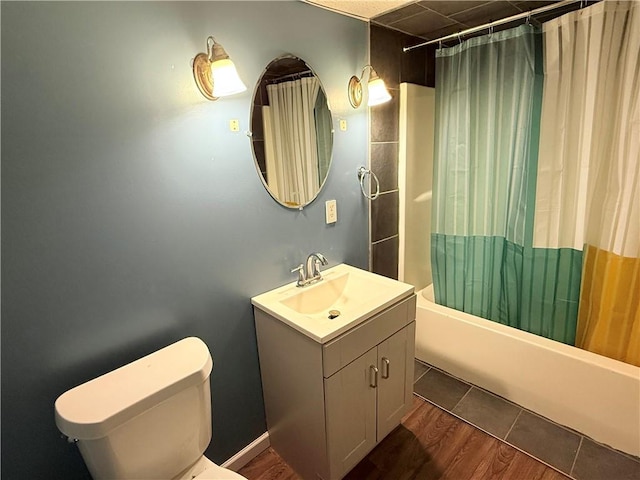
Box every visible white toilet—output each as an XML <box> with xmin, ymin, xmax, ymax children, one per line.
<box><xmin>55</xmin><ymin>337</ymin><xmax>248</xmax><ymax>480</ymax></box>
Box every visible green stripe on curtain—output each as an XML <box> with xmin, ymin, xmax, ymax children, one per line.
<box><xmin>432</xmin><ymin>234</ymin><xmax>582</xmax><ymax>344</ymax></box>
<box><xmin>431</xmin><ymin>24</ymin><xmax>583</xmax><ymax>345</ymax></box>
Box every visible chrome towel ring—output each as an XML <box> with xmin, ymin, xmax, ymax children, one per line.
<box><xmin>357</xmin><ymin>166</ymin><xmax>380</xmax><ymax>200</ymax></box>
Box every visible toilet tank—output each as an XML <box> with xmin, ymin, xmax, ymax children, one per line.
<box><xmin>55</xmin><ymin>337</ymin><xmax>213</xmax><ymax>480</ymax></box>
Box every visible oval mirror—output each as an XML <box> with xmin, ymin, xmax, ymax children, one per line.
<box><xmin>250</xmin><ymin>55</ymin><xmax>333</xmax><ymax>209</ymax></box>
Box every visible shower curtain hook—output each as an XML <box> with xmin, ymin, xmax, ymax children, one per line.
<box><xmin>488</xmin><ymin>22</ymin><xmax>494</xmax><ymax>36</ymax></box>
<box><xmin>526</xmin><ymin>12</ymin><xmax>531</xmax><ymax>25</ymax></box>
<box><xmin>439</xmin><ymin>39</ymin><xmax>442</xmax><ymax>49</ymax></box>
<box><xmin>457</xmin><ymin>32</ymin><xmax>462</xmax><ymax>44</ymax></box>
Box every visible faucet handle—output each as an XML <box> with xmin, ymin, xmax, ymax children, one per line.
<box><xmin>291</xmin><ymin>264</ymin><xmax>305</xmax><ymax>286</ymax></box>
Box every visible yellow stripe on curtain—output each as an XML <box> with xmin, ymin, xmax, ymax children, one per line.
<box><xmin>577</xmin><ymin>245</ymin><xmax>640</xmax><ymax>366</ymax></box>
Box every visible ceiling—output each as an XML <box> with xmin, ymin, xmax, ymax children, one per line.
<box><xmin>307</xmin><ymin>1</ymin><xmax>582</xmax><ymax>43</ymax></box>
<box><xmin>305</xmin><ymin>0</ymin><xmax>416</xmax><ymax>20</ymax></box>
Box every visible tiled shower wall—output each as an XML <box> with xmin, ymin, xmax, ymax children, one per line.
<box><xmin>370</xmin><ymin>25</ymin><xmax>436</xmax><ymax>278</ymax></box>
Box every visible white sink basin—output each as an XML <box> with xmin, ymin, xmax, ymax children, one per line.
<box><xmin>251</xmin><ymin>264</ymin><xmax>414</xmax><ymax>343</ymax></box>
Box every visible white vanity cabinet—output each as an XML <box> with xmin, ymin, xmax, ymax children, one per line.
<box><xmin>254</xmin><ymin>293</ymin><xmax>416</xmax><ymax>480</ymax></box>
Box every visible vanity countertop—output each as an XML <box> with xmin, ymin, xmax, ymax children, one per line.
<box><xmin>251</xmin><ymin>263</ymin><xmax>414</xmax><ymax>343</ymax></box>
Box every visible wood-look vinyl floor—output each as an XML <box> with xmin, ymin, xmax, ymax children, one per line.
<box><xmin>238</xmin><ymin>396</ymin><xmax>570</xmax><ymax>480</ymax></box>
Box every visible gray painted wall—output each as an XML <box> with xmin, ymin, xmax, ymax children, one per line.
<box><xmin>1</xmin><ymin>2</ymin><xmax>368</xmax><ymax>478</ymax></box>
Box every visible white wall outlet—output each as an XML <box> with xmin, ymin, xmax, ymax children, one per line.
<box><xmin>339</xmin><ymin>119</ymin><xmax>347</xmax><ymax>131</ymax></box>
<box><xmin>325</xmin><ymin>199</ymin><xmax>337</xmax><ymax>224</ymax></box>
<box><xmin>229</xmin><ymin>119</ymin><xmax>240</xmax><ymax>132</ymax></box>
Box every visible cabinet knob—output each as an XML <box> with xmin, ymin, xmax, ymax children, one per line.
<box><xmin>381</xmin><ymin>357</ymin><xmax>390</xmax><ymax>379</ymax></box>
<box><xmin>369</xmin><ymin>365</ymin><xmax>379</xmax><ymax>388</ymax></box>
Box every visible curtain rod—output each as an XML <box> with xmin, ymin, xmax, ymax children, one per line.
<box><xmin>403</xmin><ymin>0</ymin><xmax>582</xmax><ymax>52</ymax></box>
<box><xmin>268</xmin><ymin>69</ymin><xmax>314</xmax><ymax>84</ymax></box>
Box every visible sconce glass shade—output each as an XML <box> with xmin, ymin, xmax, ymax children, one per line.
<box><xmin>347</xmin><ymin>65</ymin><xmax>391</xmax><ymax>108</ymax></box>
<box><xmin>193</xmin><ymin>37</ymin><xmax>246</xmax><ymax>101</ymax></box>
<box><xmin>367</xmin><ymin>76</ymin><xmax>392</xmax><ymax>106</ymax></box>
<box><xmin>211</xmin><ymin>58</ymin><xmax>247</xmax><ymax>97</ymax></box>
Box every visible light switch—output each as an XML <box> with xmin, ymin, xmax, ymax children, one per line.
<box><xmin>325</xmin><ymin>199</ymin><xmax>337</xmax><ymax>224</ymax></box>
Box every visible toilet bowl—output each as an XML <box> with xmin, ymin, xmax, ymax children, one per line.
<box><xmin>180</xmin><ymin>456</ymin><xmax>246</xmax><ymax>480</ymax></box>
<box><xmin>197</xmin><ymin>465</ymin><xmax>248</xmax><ymax>480</ymax></box>
<box><xmin>54</xmin><ymin>337</ymin><xmax>248</xmax><ymax>480</ymax></box>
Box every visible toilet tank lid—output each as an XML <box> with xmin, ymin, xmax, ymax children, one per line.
<box><xmin>54</xmin><ymin>337</ymin><xmax>213</xmax><ymax>440</ymax></box>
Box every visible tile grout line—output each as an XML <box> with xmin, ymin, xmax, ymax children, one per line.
<box><xmin>414</xmin><ymin>361</ymin><xmax>640</xmax><ymax>473</ymax></box>
<box><xmin>412</xmin><ymin>393</ymin><xmax>574</xmax><ymax>479</ymax></box>
<box><xmin>569</xmin><ymin>435</ymin><xmax>584</xmax><ymax>478</ymax></box>
<box><xmin>413</xmin><ymin>360</ymin><xmax>431</xmax><ymax>382</ymax></box>
<box><xmin>414</xmin><ymin>365</ymin><xmax>431</xmax><ymax>383</ymax></box>
<box><xmin>450</xmin><ymin>385</ymin><xmax>473</xmax><ymax>412</ymax></box>
<box><xmin>503</xmin><ymin>408</ymin><xmax>523</xmax><ymax>442</ymax></box>
<box><xmin>371</xmin><ymin>234</ymin><xmax>399</xmax><ymax>245</ymax></box>
<box><xmin>424</xmin><ymin>362</ymin><xmax>589</xmax><ymax>443</ymax></box>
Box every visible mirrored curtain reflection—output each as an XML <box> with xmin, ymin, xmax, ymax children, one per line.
<box><xmin>251</xmin><ymin>56</ymin><xmax>334</xmax><ymax>209</ymax></box>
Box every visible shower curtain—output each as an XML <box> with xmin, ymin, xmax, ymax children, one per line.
<box><xmin>431</xmin><ymin>1</ymin><xmax>639</xmax><ymax>365</ymax></box>
<box><xmin>263</xmin><ymin>77</ymin><xmax>321</xmax><ymax>206</ymax></box>
<box><xmin>536</xmin><ymin>1</ymin><xmax>639</xmax><ymax>364</ymax></box>
<box><xmin>314</xmin><ymin>89</ymin><xmax>333</xmax><ymax>185</ymax></box>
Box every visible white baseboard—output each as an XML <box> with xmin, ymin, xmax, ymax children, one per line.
<box><xmin>221</xmin><ymin>432</ymin><xmax>270</xmax><ymax>472</ymax></box>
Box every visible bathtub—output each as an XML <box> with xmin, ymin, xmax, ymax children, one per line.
<box><xmin>415</xmin><ymin>284</ymin><xmax>640</xmax><ymax>457</ymax></box>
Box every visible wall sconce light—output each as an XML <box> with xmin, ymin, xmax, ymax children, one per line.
<box><xmin>348</xmin><ymin>65</ymin><xmax>392</xmax><ymax>108</ymax></box>
<box><xmin>192</xmin><ymin>36</ymin><xmax>247</xmax><ymax>101</ymax></box>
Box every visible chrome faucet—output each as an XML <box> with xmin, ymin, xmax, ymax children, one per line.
<box><xmin>291</xmin><ymin>253</ymin><xmax>328</xmax><ymax>287</ymax></box>
<box><xmin>306</xmin><ymin>252</ymin><xmax>328</xmax><ymax>281</ymax></box>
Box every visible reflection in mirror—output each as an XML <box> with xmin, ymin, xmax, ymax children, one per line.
<box><xmin>251</xmin><ymin>56</ymin><xmax>333</xmax><ymax>209</ymax></box>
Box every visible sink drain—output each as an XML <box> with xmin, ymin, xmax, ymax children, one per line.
<box><xmin>328</xmin><ymin>310</ymin><xmax>340</xmax><ymax>319</ymax></box>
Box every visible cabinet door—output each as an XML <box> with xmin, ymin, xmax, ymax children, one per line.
<box><xmin>324</xmin><ymin>348</ymin><xmax>377</xmax><ymax>479</ymax></box>
<box><xmin>377</xmin><ymin>323</ymin><xmax>415</xmax><ymax>441</ymax></box>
